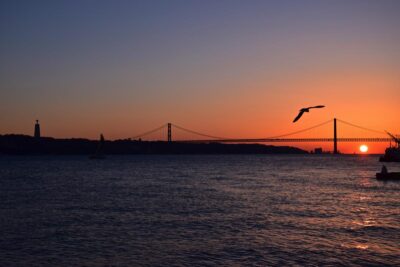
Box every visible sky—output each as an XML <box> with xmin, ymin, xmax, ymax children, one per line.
<box><xmin>1</xmin><ymin>0</ymin><xmax>399</xmax><ymax>153</ymax></box>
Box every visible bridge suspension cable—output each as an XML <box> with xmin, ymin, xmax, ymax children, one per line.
<box><xmin>131</xmin><ymin>124</ymin><xmax>167</xmax><ymax>139</ymax></box>
<box><xmin>173</xmin><ymin>119</ymin><xmax>334</xmax><ymax>142</ymax></box>
<box><xmin>171</xmin><ymin>123</ymin><xmax>227</xmax><ymax>140</ymax></box>
<box><xmin>129</xmin><ymin>118</ymin><xmax>391</xmax><ymax>143</ymax></box>
<box><xmin>336</xmin><ymin>118</ymin><xmax>385</xmax><ymax>135</ymax></box>
<box><xmin>264</xmin><ymin>119</ymin><xmax>333</xmax><ymax>139</ymax></box>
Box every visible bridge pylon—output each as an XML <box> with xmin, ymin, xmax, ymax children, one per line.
<box><xmin>168</xmin><ymin>123</ymin><xmax>172</xmax><ymax>142</ymax></box>
<box><xmin>334</xmin><ymin>118</ymin><xmax>338</xmax><ymax>154</ymax></box>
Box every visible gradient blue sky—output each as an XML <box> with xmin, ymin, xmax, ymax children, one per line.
<box><xmin>1</xmin><ymin>0</ymin><xmax>399</xmax><ymax>152</ymax></box>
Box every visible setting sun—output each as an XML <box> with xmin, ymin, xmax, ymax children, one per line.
<box><xmin>359</xmin><ymin>145</ymin><xmax>368</xmax><ymax>153</ymax></box>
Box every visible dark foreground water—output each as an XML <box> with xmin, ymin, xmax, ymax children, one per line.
<box><xmin>0</xmin><ymin>155</ymin><xmax>399</xmax><ymax>266</ymax></box>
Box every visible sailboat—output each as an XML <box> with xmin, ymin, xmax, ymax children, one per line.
<box><xmin>89</xmin><ymin>134</ymin><xmax>106</xmax><ymax>159</ymax></box>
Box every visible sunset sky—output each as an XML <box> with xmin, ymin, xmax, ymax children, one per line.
<box><xmin>1</xmin><ymin>0</ymin><xmax>399</xmax><ymax>153</ymax></box>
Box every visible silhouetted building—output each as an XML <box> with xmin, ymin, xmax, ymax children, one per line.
<box><xmin>34</xmin><ymin>120</ymin><xmax>41</xmax><ymax>138</ymax></box>
<box><xmin>314</xmin><ymin>148</ymin><xmax>323</xmax><ymax>154</ymax></box>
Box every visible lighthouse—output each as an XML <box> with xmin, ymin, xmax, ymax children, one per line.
<box><xmin>34</xmin><ymin>120</ymin><xmax>41</xmax><ymax>139</ymax></box>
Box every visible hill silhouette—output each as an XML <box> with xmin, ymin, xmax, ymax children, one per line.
<box><xmin>0</xmin><ymin>134</ymin><xmax>307</xmax><ymax>155</ymax></box>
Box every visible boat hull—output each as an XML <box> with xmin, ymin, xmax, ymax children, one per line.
<box><xmin>376</xmin><ymin>172</ymin><xmax>400</xmax><ymax>181</ymax></box>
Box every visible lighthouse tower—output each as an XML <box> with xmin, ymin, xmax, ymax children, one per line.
<box><xmin>34</xmin><ymin>120</ymin><xmax>41</xmax><ymax>139</ymax></box>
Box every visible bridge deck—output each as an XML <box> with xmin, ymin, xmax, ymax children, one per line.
<box><xmin>179</xmin><ymin>138</ymin><xmax>391</xmax><ymax>143</ymax></box>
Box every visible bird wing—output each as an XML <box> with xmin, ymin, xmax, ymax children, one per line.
<box><xmin>293</xmin><ymin>110</ymin><xmax>305</xmax><ymax>122</ymax></box>
<box><xmin>308</xmin><ymin>105</ymin><xmax>325</xmax><ymax>109</ymax></box>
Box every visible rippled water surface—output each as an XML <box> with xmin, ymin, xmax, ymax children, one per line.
<box><xmin>1</xmin><ymin>155</ymin><xmax>399</xmax><ymax>266</ymax></box>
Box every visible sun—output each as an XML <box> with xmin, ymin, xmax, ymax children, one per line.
<box><xmin>359</xmin><ymin>144</ymin><xmax>368</xmax><ymax>153</ymax></box>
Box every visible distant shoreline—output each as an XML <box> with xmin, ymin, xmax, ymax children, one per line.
<box><xmin>0</xmin><ymin>134</ymin><xmax>308</xmax><ymax>155</ymax></box>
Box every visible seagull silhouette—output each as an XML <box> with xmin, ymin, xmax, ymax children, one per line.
<box><xmin>293</xmin><ymin>105</ymin><xmax>325</xmax><ymax>122</ymax></box>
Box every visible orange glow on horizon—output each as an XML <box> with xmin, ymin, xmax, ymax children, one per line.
<box><xmin>1</xmin><ymin>61</ymin><xmax>398</xmax><ymax>155</ymax></box>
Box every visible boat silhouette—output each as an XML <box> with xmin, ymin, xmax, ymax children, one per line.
<box><xmin>376</xmin><ymin>166</ymin><xmax>400</xmax><ymax>181</ymax></box>
<box><xmin>379</xmin><ymin>131</ymin><xmax>400</xmax><ymax>162</ymax></box>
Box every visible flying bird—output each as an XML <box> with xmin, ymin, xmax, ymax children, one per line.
<box><xmin>293</xmin><ymin>105</ymin><xmax>325</xmax><ymax>123</ymax></box>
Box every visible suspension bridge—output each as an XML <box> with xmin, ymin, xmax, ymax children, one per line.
<box><xmin>130</xmin><ymin>118</ymin><xmax>393</xmax><ymax>154</ymax></box>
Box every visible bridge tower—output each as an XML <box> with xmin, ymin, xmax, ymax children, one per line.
<box><xmin>333</xmin><ymin>118</ymin><xmax>337</xmax><ymax>154</ymax></box>
<box><xmin>167</xmin><ymin>123</ymin><xmax>172</xmax><ymax>142</ymax></box>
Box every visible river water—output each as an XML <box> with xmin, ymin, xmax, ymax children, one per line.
<box><xmin>0</xmin><ymin>155</ymin><xmax>399</xmax><ymax>266</ymax></box>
